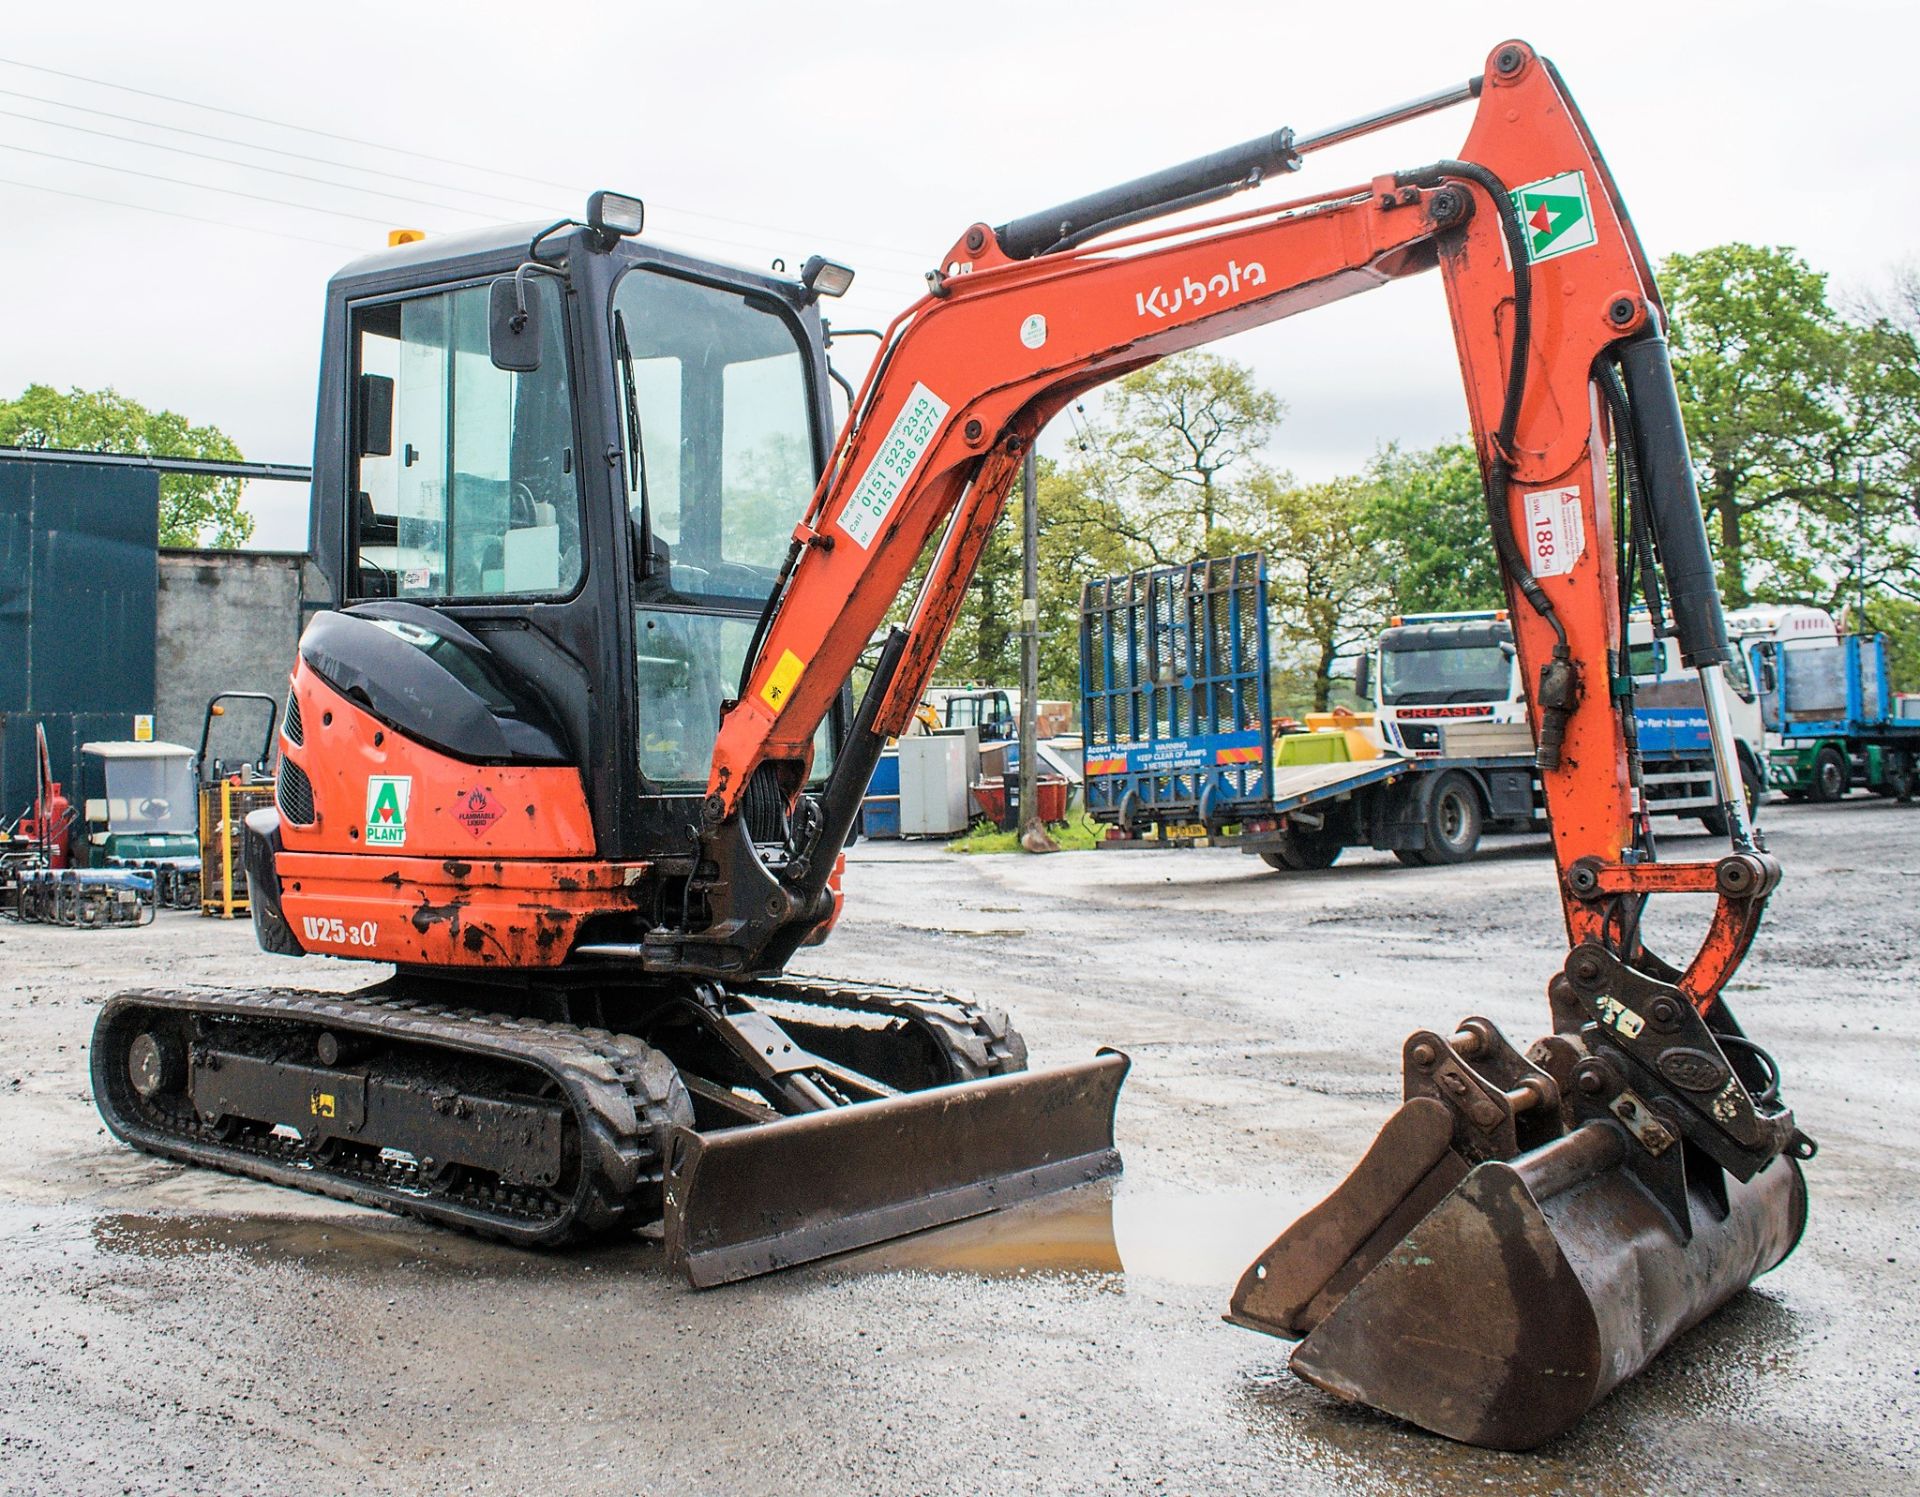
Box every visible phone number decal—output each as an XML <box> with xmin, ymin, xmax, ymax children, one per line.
<box><xmin>836</xmin><ymin>383</ymin><xmax>950</xmax><ymax>550</ymax></box>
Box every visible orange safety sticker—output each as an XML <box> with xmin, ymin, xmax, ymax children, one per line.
<box><xmin>760</xmin><ymin>649</ymin><xmax>807</xmax><ymax>711</ymax></box>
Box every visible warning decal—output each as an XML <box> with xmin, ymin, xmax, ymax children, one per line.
<box><xmin>760</xmin><ymin>649</ymin><xmax>807</xmax><ymax>712</ymax></box>
<box><xmin>1523</xmin><ymin>486</ymin><xmax>1586</xmax><ymax>579</ymax></box>
<box><xmin>454</xmin><ymin>786</ymin><xmax>505</xmax><ymax>838</ymax></box>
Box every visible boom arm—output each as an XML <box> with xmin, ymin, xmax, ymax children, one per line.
<box><xmin>674</xmin><ymin>39</ymin><xmax>1798</xmax><ymax>1193</ymax></box>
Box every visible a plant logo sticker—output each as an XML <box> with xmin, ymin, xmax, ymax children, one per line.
<box><xmin>1511</xmin><ymin>171</ymin><xmax>1597</xmax><ymax>263</ymax></box>
<box><xmin>365</xmin><ymin>776</ymin><xmax>411</xmax><ymax>847</ymax></box>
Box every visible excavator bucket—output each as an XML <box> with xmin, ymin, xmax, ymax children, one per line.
<box><xmin>1228</xmin><ymin>1032</ymin><xmax>1808</xmax><ymax>1449</ymax></box>
<box><xmin>663</xmin><ymin>1050</ymin><xmax>1129</xmax><ymax>1286</ymax></box>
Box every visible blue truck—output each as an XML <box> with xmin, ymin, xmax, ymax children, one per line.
<box><xmin>1749</xmin><ymin>629</ymin><xmax>1920</xmax><ymax>802</ymax></box>
<box><xmin>1079</xmin><ymin>555</ymin><xmax>1760</xmax><ymax>869</ymax></box>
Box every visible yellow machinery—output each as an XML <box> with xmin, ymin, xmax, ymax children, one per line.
<box><xmin>194</xmin><ymin>692</ymin><xmax>280</xmax><ymax>919</ymax></box>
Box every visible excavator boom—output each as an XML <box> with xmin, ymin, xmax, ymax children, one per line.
<box><xmin>680</xmin><ymin>38</ymin><xmax>1808</xmax><ymax>1445</ymax></box>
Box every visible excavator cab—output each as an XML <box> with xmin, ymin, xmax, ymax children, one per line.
<box><xmin>319</xmin><ymin>205</ymin><xmax>843</xmax><ymax>860</ymax></box>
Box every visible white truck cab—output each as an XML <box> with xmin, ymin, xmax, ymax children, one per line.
<box><xmin>1363</xmin><ymin>610</ymin><xmax>1523</xmax><ymax>757</ymax></box>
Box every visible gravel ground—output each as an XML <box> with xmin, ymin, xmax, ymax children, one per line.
<box><xmin>0</xmin><ymin>799</ymin><xmax>1914</xmax><ymax>1495</ymax></box>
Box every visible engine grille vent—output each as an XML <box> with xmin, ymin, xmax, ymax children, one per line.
<box><xmin>283</xmin><ymin>689</ymin><xmax>304</xmax><ymax>747</ymax></box>
<box><xmin>277</xmin><ymin>758</ymin><xmax>315</xmax><ymax>825</ymax></box>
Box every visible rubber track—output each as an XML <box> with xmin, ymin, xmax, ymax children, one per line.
<box><xmin>92</xmin><ymin>987</ymin><xmax>692</xmax><ymax>1247</ymax></box>
<box><xmin>93</xmin><ymin>977</ymin><xmax>1030</xmax><ymax>1247</ymax></box>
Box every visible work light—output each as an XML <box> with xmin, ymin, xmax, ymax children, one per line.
<box><xmin>800</xmin><ymin>255</ymin><xmax>855</xmax><ymax>301</ymax></box>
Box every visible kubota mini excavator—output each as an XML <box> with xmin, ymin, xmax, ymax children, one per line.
<box><xmin>94</xmin><ymin>40</ymin><xmax>1810</xmax><ymax>1448</ymax></box>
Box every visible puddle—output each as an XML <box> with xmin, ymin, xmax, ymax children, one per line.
<box><xmin>77</xmin><ymin>1186</ymin><xmax>1309</xmax><ymax>1293</ymax></box>
<box><xmin>87</xmin><ymin>1210</ymin><xmax>606</xmax><ymax>1278</ymax></box>
<box><xmin>840</xmin><ymin>1180</ymin><xmax>1310</xmax><ymax>1287</ymax></box>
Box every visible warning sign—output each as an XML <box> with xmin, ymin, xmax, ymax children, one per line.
<box><xmin>453</xmin><ymin>786</ymin><xmax>505</xmax><ymax>838</ymax></box>
<box><xmin>760</xmin><ymin>649</ymin><xmax>806</xmax><ymax>712</ymax></box>
<box><xmin>1510</xmin><ymin>171</ymin><xmax>1597</xmax><ymax>263</ymax></box>
<box><xmin>1523</xmin><ymin>486</ymin><xmax>1586</xmax><ymax>579</ymax></box>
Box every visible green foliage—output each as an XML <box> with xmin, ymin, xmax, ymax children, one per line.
<box><xmin>947</xmin><ymin>811</ymin><xmax>1106</xmax><ymax>855</ymax></box>
<box><xmin>1662</xmin><ymin>244</ymin><xmax>1912</xmax><ymax>607</ymax></box>
<box><xmin>1862</xmin><ymin>596</ymin><xmax>1920</xmax><ymax>690</ymax></box>
<box><xmin>1357</xmin><ymin>441</ymin><xmax>1503</xmax><ymax>614</ymax></box>
<box><xmin>0</xmin><ymin>384</ymin><xmax>252</xmax><ymax>546</ymax></box>
<box><xmin>1235</xmin><ymin>474</ymin><xmax>1392</xmax><ymax>713</ymax></box>
<box><xmin>1071</xmin><ymin>353</ymin><xmax>1284</xmax><ymax>559</ymax></box>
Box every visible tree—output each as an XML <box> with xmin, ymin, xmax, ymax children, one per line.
<box><xmin>1073</xmin><ymin>353</ymin><xmax>1284</xmax><ymax>559</ymax></box>
<box><xmin>1239</xmin><ymin>474</ymin><xmax>1392</xmax><ymax>712</ymax></box>
<box><xmin>1358</xmin><ymin>440</ymin><xmax>1503</xmax><ymax>614</ymax></box>
<box><xmin>1661</xmin><ymin>245</ymin><xmax>1864</xmax><ymax>606</ymax></box>
<box><xmin>0</xmin><ymin>384</ymin><xmax>252</xmax><ymax>546</ymax></box>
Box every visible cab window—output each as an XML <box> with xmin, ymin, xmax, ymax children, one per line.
<box><xmin>349</xmin><ymin>278</ymin><xmax>580</xmax><ymax>600</ymax></box>
<box><xmin>612</xmin><ymin>269</ymin><xmax>815</xmax><ymax>602</ymax></box>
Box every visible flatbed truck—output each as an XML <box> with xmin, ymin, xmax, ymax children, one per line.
<box><xmin>1079</xmin><ymin>564</ymin><xmax>1763</xmax><ymax>869</ymax></box>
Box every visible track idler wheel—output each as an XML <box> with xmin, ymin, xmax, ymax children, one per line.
<box><xmin>1228</xmin><ymin>1020</ymin><xmax>1808</xmax><ymax>1449</ymax></box>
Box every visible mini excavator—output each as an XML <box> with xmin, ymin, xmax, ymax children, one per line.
<box><xmin>93</xmin><ymin>40</ymin><xmax>1810</xmax><ymax>1448</ymax></box>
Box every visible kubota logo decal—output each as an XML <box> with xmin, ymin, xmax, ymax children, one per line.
<box><xmin>1135</xmin><ymin>259</ymin><xmax>1267</xmax><ymax>320</ymax></box>
<box><xmin>365</xmin><ymin>775</ymin><xmax>411</xmax><ymax>847</ymax></box>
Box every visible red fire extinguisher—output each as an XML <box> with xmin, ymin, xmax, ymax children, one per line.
<box><xmin>31</xmin><ymin>723</ymin><xmax>72</xmax><ymax>868</ymax></box>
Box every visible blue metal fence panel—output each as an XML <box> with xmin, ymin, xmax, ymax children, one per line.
<box><xmin>1079</xmin><ymin>552</ymin><xmax>1272</xmax><ymax>825</ymax></box>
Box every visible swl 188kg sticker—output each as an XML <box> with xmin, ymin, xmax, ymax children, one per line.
<box><xmin>1523</xmin><ymin>486</ymin><xmax>1585</xmax><ymax>579</ymax></box>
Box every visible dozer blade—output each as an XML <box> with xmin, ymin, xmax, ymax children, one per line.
<box><xmin>663</xmin><ymin>1049</ymin><xmax>1129</xmax><ymax>1287</ymax></box>
<box><xmin>1230</xmin><ymin>1102</ymin><xmax>1807</xmax><ymax>1449</ymax></box>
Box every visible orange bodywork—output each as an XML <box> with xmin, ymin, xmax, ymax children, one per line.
<box><xmin>277</xmin><ymin>664</ymin><xmax>649</xmax><ymax>967</ymax></box>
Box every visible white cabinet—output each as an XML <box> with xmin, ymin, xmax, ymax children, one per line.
<box><xmin>898</xmin><ymin>734</ymin><xmax>972</xmax><ymax>837</ymax></box>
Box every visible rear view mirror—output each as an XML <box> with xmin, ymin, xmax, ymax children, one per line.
<box><xmin>1354</xmin><ymin>655</ymin><xmax>1372</xmax><ymax>701</ymax></box>
<box><xmin>489</xmin><ymin>275</ymin><xmax>542</xmax><ymax>372</ymax></box>
<box><xmin>356</xmin><ymin>373</ymin><xmax>394</xmax><ymax>457</ymax></box>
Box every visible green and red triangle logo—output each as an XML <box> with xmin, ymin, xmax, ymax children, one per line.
<box><xmin>1510</xmin><ymin>171</ymin><xmax>1597</xmax><ymax>263</ymax></box>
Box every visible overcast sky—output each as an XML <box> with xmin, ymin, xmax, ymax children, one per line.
<box><xmin>1</xmin><ymin>1</ymin><xmax>1913</xmax><ymax>548</ymax></box>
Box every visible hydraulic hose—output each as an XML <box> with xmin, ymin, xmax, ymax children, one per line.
<box><xmin>1399</xmin><ymin>158</ymin><xmax>1576</xmax><ymax>770</ymax></box>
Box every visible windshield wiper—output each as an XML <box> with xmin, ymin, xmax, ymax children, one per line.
<box><xmin>612</xmin><ymin>310</ymin><xmax>649</xmax><ymax>507</ymax></box>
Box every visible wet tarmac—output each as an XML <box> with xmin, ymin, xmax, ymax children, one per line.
<box><xmin>1</xmin><ymin>801</ymin><xmax>1915</xmax><ymax>1494</ymax></box>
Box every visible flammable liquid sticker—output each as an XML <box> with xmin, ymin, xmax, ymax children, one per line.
<box><xmin>835</xmin><ymin>383</ymin><xmax>950</xmax><ymax>550</ymax></box>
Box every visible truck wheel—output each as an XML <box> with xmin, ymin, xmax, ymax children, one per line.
<box><xmin>1407</xmin><ymin>772</ymin><xmax>1483</xmax><ymax>866</ymax></box>
<box><xmin>1808</xmin><ymin>745</ymin><xmax>1849</xmax><ymax>803</ymax></box>
<box><xmin>1259</xmin><ymin>824</ymin><xmax>1343</xmax><ymax>871</ymax></box>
